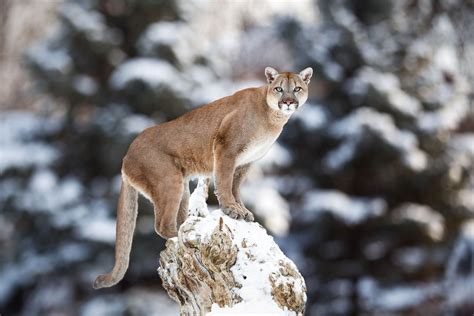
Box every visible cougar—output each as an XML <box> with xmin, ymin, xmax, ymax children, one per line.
<box><xmin>93</xmin><ymin>66</ymin><xmax>313</xmax><ymax>289</ymax></box>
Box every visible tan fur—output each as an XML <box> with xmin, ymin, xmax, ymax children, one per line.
<box><xmin>93</xmin><ymin>67</ymin><xmax>312</xmax><ymax>289</ymax></box>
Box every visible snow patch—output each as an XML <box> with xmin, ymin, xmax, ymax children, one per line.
<box><xmin>392</xmin><ymin>203</ymin><xmax>445</xmax><ymax>241</ymax></box>
<box><xmin>27</xmin><ymin>43</ymin><xmax>72</xmax><ymax>73</ymax></box>
<box><xmin>256</xmin><ymin>142</ymin><xmax>292</xmax><ymax>171</ymax></box>
<box><xmin>358</xmin><ymin>277</ymin><xmax>442</xmax><ymax>312</ymax></box>
<box><xmin>324</xmin><ymin>107</ymin><xmax>427</xmax><ymax>171</ymax></box>
<box><xmin>109</xmin><ymin>58</ymin><xmax>185</xmax><ymax>90</ymax></box>
<box><xmin>292</xmin><ymin>103</ymin><xmax>328</xmax><ymax>131</ymax></box>
<box><xmin>73</xmin><ymin>75</ymin><xmax>98</xmax><ymax>96</ymax></box>
<box><xmin>349</xmin><ymin>67</ymin><xmax>422</xmax><ymax>118</ymax></box>
<box><xmin>77</xmin><ymin>217</ymin><xmax>116</xmax><ymax>243</ymax></box>
<box><xmin>301</xmin><ymin>189</ymin><xmax>387</xmax><ymax>225</ymax></box>
<box><xmin>137</xmin><ymin>21</ymin><xmax>188</xmax><ymax>57</ymax></box>
<box><xmin>0</xmin><ymin>111</ymin><xmax>60</xmax><ymax>172</ymax></box>
<box><xmin>418</xmin><ymin>97</ymin><xmax>469</xmax><ymax>133</ymax></box>
<box><xmin>121</xmin><ymin>114</ymin><xmax>155</xmax><ymax>135</ymax></box>
<box><xmin>59</xmin><ymin>2</ymin><xmax>120</xmax><ymax>44</ymax></box>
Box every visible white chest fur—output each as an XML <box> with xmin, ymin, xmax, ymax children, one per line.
<box><xmin>236</xmin><ymin>136</ymin><xmax>278</xmax><ymax>166</ymax></box>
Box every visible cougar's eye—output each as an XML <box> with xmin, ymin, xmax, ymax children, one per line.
<box><xmin>294</xmin><ymin>87</ymin><xmax>302</xmax><ymax>92</ymax></box>
<box><xmin>274</xmin><ymin>87</ymin><xmax>283</xmax><ymax>93</ymax></box>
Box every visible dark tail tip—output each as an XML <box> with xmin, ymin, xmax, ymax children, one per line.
<box><xmin>93</xmin><ymin>274</ymin><xmax>114</xmax><ymax>289</ymax></box>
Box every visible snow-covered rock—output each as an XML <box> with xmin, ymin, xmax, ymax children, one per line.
<box><xmin>158</xmin><ymin>179</ymin><xmax>306</xmax><ymax>315</ymax></box>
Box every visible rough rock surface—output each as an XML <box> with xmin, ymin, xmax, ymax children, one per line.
<box><xmin>158</xmin><ymin>179</ymin><xmax>306</xmax><ymax>315</ymax></box>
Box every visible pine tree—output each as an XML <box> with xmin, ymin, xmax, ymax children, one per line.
<box><xmin>2</xmin><ymin>0</ymin><xmax>199</xmax><ymax>314</ymax></box>
<box><xmin>277</xmin><ymin>1</ymin><xmax>474</xmax><ymax>315</ymax></box>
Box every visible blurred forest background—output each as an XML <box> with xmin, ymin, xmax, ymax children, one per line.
<box><xmin>1</xmin><ymin>0</ymin><xmax>474</xmax><ymax>315</ymax></box>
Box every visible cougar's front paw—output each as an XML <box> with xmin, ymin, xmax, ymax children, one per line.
<box><xmin>236</xmin><ymin>202</ymin><xmax>254</xmax><ymax>221</ymax></box>
<box><xmin>222</xmin><ymin>203</ymin><xmax>245</xmax><ymax>219</ymax></box>
<box><xmin>222</xmin><ymin>203</ymin><xmax>254</xmax><ymax>221</ymax></box>
<box><xmin>242</xmin><ymin>207</ymin><xmax>254</xmax><ymax>222</ymax></box>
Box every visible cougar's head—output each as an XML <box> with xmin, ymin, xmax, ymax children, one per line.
<box><xmin>265</xmin><ymin>66</ymin><xmax>313</xmax><ymax>115</ymax></box>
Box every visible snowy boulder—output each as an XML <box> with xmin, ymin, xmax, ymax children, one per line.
<box><xmin>158</xmin><ymin>180</ymin><xmax>306</xmax><ymax>315</ymax></box>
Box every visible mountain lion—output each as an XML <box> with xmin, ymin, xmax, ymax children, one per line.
<box><xmin>93</xmin><ymin>66</ymin><xmax>313</xmax><ymax>289</ymax></box>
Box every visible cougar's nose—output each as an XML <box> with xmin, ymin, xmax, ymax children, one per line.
<box><xmin>282</xmin><ymin>99</ymin><xmax>296</xmax><ymax>105</ymax></box>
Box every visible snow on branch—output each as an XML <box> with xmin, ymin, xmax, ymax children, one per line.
<box><xmin>158</xmin><ymin>178</ymin><xmax>306</xmax><ymax>315</ymax></box>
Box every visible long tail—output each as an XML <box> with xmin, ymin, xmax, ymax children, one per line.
<box><xmin>93</xmin><ymin>176</ymin><xmax>138</xmax><ymax>289</ymax></box>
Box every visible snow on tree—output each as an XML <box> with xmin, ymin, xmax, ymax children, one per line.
<box><xmin>1</xmin><ymin>0</ymin><xmax>194</xmax><ymax>314</ymax></box>
<box><xmin>273</xmin><ymin>0</ymin><xmax>474</xmax><ymax>314</ymax></box>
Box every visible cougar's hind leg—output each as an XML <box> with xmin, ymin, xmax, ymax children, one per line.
<box><xmin>177</xmin><ymin>180</ymin><xmax>190</xmax><ymax>227</ymax></box>
<box><xmin>150</xmin><ymin>169</ymin><xmax>184</xmax><ymax>239</ymax></box>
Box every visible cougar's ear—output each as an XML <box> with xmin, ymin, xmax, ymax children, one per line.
<box><xmin>299</xmin><ymin>67</ymin><xmax>313</xmax><ymax>85</ymax></box>
<box><xmin>265</xmin><ymin>67</ymin><xmax>279</xmax><ymax>84</ymax></box>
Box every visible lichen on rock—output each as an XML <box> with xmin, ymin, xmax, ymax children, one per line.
<box><xmin>158</xmin><ymin>178</ymin><xmax>306</xmax><ymax>315</ymax></box>
<box><xmin>270</xmin><ymin>260</ymin><xmax>307</xmax><ymax>314</ymax></box>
